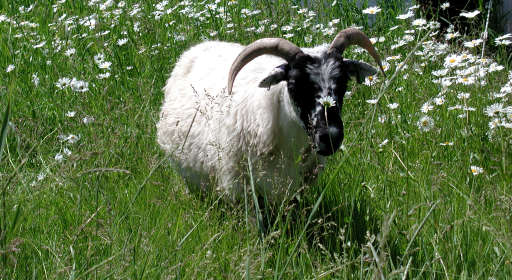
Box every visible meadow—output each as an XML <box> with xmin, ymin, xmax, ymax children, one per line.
<box><xmin>1</xmin><ymin>0</ymin><xmax>511</xmax><ymax>278</ymax></box>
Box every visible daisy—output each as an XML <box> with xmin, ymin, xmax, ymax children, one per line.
<box><xmin>362</xmin><ymin>6</ymin><xmax>381</xmax><ymax>15</ymax></box>
<box><xmin>417</xmin><ymin>115</ymin><xmax>434</xmax><ymax>132</ymax></box>
<box><xmin>6</xmin><ymin>64</ymin><xmax>15</xmax><ymax>73</ymax></box>
<box><xmin>463</xmin><ymin>39</ymin><xmax>483</xmax><ymax>48</ymax></box>
<box><xmin>65</xmin><ymin>48</ymin><xmax>76</xmax><ymax>56</ymax></box>
<box><xmin>421</xmin><ymin>102</ymin><xmax>434</xmax><ymax>113</ymax></box>
<box><xmin>444</xmin><ymin>54</ymin><xmax>461</xmax><ymax>68</ymax></box>
<box><xmin>470</xmin><ymin>165</ymin><xmax>484</xmax><ymax>175</ymax></box>
<box><xmin>445</xmin><ymin>32</ymin><xmax>460</xmax><ymax>40</ymax></box>
<box><xmin>55</xmin><ymin>153</ymin><xmax>64</xmax><ymax>162</ymax></box>
<box><xmin>434</xmin><ymin>96</ymin><xmax>445</xmax><ymax>105</ymax></box>
<box><xmin>396</xmin><ymin>11</ymin><xmax>414</xmax><ymax>20</ymax></box>
<box><xmin>378</xmin><ymin>139</ymin><xmax>389</xmax><ymax>147</ymax></box>
<box><xmin>117</xmin><ymin>38</ymin><xmax>128</xmax><ymax>46</ymax></box>
<box><xmin>484</xmin><ymin>103</ymin><xmax>504</xmax><ymax>117</ymax></box>
<box><xmin>457</xmin><ymin>92</ymin><xmax>470</xmax><ymax>99</ymax></box>
<box><xmin>412</xmin><ymin>18</ymin><xmax>427</xmax><ymax>26</ymax></box>
<box><xmin>488</xmin><ymin>118</ymin><xmax>500</xmax><ymax>129</ymax></box>
<box><xmin>387</xmin><ymin>103</ymin><xmax>399</xmax><ymax>109</ymax></box>
<box><xmin>319</xmin><ymin>96</ymin><xmax>336</xmax><ymax>108</ymax></box>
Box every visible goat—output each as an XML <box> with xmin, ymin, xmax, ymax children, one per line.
<box><xmin>157</xmin><ymin>28</ymin><xmax>384</xmax><ymax>203</ymax></box>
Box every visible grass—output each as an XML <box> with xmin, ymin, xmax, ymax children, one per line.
<box><xmin>1</xmin><ymin>0</ymin><xmax>512</xmax><ymax>278</ymax></box>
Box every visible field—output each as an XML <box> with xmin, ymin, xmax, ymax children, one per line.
<box><xmin>1</xmin><ymin>0</ymin><xmax>511</xmax><ymax>278</ymax></box>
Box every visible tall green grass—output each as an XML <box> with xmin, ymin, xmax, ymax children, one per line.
<box><xmin>1</xmin><ymin>0</ymin><xmax>511</xmax><ymax>278</ymax></box>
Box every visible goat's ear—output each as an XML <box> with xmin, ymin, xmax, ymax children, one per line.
<box><xmin>259</xmin><ymin>64</ymin><xmax>289</xmax><ymax>89</ymax></box>
<box><xmin>344</xmin><ymin>59</ymin><xmax>378</xmax><ymax>84</ymax></box>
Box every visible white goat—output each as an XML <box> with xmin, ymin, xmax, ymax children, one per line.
<box><xmin>157</xmin><ymin>28</ymin><xmax>384</xmax><ymax>203</ymax></box>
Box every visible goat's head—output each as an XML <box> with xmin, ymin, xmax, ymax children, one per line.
<box><xmin>228</xmin><ymin>28</ymin><xmax>385</xmax><ymax>156</ymax></box>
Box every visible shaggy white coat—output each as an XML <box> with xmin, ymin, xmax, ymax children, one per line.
<box><xmin>157</xmin><ymin>41</ymin><xmax>327</xmax><ymax>203</ymax></box>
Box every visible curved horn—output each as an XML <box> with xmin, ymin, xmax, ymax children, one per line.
<box><xmin>227</xmin><ymin>38</ymin><xmax>303</xmax><ymax>94</ymax></box>
<box><xmin>329</xmin><ymin>28</ymin><xmax>386</xmax><ymax>76</ymax></box>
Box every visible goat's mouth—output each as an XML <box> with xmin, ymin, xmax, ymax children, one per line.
<box><xmin>314</xmin><ymin>126</ymin><xmax>343</xmax><ymax>156</ymax></box>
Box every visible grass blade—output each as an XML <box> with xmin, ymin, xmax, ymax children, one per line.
<box><xmin>247</xmin><ymin>155</ymin><xmax>264</xmax><ymax>239</ymax></box>
<box><xmin>0</xmin><ymin>100</ymin><xmax>10</xmax><ymax>162</ymax></box>
<box><xmin>277</xmin><ymin>185</ymin><xmax>327</xmax><ymax>279</ymax></box>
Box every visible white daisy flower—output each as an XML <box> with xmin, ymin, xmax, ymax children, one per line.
<box><xmin>319</xmin><ymin>96</ymin><xmax>336</xmax><ymax>107</ymax></box>
<box><xmin>362</xmin><ymin>6</ymin><xmax>381</xmax><ymax>15</ymax></box>
<box><xmin>470</xmin><ymin>165</ymin><xmax>484</xmax><ymax>175</ymax></box>
<box><xmin>417</xmin><ymin>115</ymin><xmax>434</xmax><ymax>132</ymax></box>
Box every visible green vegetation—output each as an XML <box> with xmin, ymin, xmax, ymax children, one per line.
<box><xmin>1</xmin><ymin>0</ymin><xmax>511</xmax><ymax>278</ymax></box>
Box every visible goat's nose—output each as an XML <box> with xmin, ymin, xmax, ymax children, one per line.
<box><xmin>316</xmin><ymin>126</ymin><xmax>343</xmax><ymax>156</ymax></box>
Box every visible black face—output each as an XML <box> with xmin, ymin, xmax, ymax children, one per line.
<box><xmin>285</xmin><ymin>53</ymin><xmax>350</xmax><ymax>156</ymax></box>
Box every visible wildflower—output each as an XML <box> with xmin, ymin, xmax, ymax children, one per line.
<box><xmin>6</xmin><ymin>64</ymin><xmax>15</xmax><ymax>73</ymax></box>
<box><xmin>56</xmin><ymin>77</ymin><xmax>71</xmax><ymax>89</ymax></box>
<box><xmin>488</xmin><ymin>63</ymin><xmax>504</xmax><ymax>72</ymax></box>
<box><xmin>441</xmin><ymin>77</ymin><xmax>453</xmax><ymax>87</ymax></box>
<box><xmin>396</xmin><ymin>11</ymin><xmax>414</xmax><ymax>20</ymax></box>
<box><xmin>82</xmin><ymin>116</ymin><xmax>95</xmax><ymax>124</ymax></box>
<box><xmin>495</xmin><ymin>33</ymin><xmax>512</xmax><ymax>45</ymax></box>
<box><xmin>319</xmin><ymin>96</ymin><xmax>336</xmax><ymax>108</ymax></box>
<box><xmin>432</xmin><ymin>68</ymin><xmax>449</xmax><ymax>77</ymax></box>
<box><xmin>440</xmin><ymin>2</ymin><xmax>450</xmax><ymax>9</ymax></box>
<box><xmin>421</xmin><ymin>102</ymin><xmax>434</xmax><ymax>113</ymax></box>
<box><xmin>485</xmin><ymin>103</ymin><xmax>504</xmax><ymax>117</ymax></box>
<box><xmin>378</xmin><ymin>139</ymin><xmax>389</xmax><ymax>147</ymax></box>
<box><xmin>470</xmin><ymin>165</ymin><xmax>484</xmax><ymax>175</ymax></box>
<box><xmin>501</xmin><ymin>85</ymin><xmax>512</xmax><ymax>94</ymax></box>
<box><xmin>387</xmin><ymin>103</ymin><xmax>399</xmax><ymax>109</ymax></box>
<box><xmin>55</xmin><ymin>153</ymin><xmax>64</xmax><ymax>162</ymax></box>
<box><xmin>37</xmin><ymin>172</ymin><xmax>46</xmax><ymax>181</ymax></box>
<box><xmin>456</xmin><ymin>76</ymin><xmax>475</xmax><ymax>85</ymax></box>
<box><xmin>460</xmin><ymin>10</ymin><xmax>480</xmax><ymax>18</ymax></box>
<box><xmin>281</xmin><ymin>25</ymin><xmax>293</xmax><ymax>32</ymax></box>
<box><xmin>66</xmin><ymin>134</ymin><xmax>80</xmax><ymax>144</ymax></box>
<box><xmin>366</xmin><ymin>99</ymin><xmax>378</xmax><ymax>104</ymax></box>
<box><xmin>495</xmin><ymin>39</ymin><xmax>512</xmax><ymax>46</ymax></box>
<box><xmin>489</xmin><ymin>118</ymin><xmax>500</xmax><ymax>129</ymax></box>
<box><xmin>444</xmin><ymin>54</ymin><xmax>461</xmax><ymax>68</ymax></box>
<box><xmin>94</xmin><ymin>53</ymin><xmax>105</xmax><ymax>64</ymax></box>
<box><xmin>66</xmin><ymin>111</ymin><xmax>76</xmax><ymax>117</ymax></box>
<box><xmin>97</xmin><ymin>72</ymin><xmax>111</xmax><ymax>79</ymax></box>
<box><xmin>386</xmin><ymin>55</ymin><xmax>401</xmax><ymax>61</ymax></box>
<box><xmin>463</xmin><ymin>39</ymin><xmax>483</xmax><ymax>48</ymax></box>
<box><xmin>417</xmin><ymin>115</ymin><xmax>434</xmax><ymax>132</ymax></box>
<box><xmin>32</xmin><ymin>73</ymin><xmax>39</xmax><ymax>86</ymax></box>
<box><xmin>370</xmin><ymin>37</ymin><xmax>385</xmax><ymax>44</ymax></box>
<box><xmin>412</xmin><ymin>18</ymin><xmax>427</xmax><ymax>27</ymax></box>
<box><xmin>434</xmin><ymin>96</ymin><xmax>445</xmax><ymax>105</ymax></box>
<box><xmin>117</xmin><ymin>38</ymin><xmax>128</xmax><ymax>46</ymax></box>
<box><xmin>70</xmin><ymin>78</ymin><xmax>89</xmax><ymax>92</ymax></box>
<box><xmin>440</xmin><ymin>141</ymin><xmax>453</xmax><ymax>146</ymax></box>
<box><xmin>457</xmin><ymin>92</ymin><xmax>470</xmax><ymax>99</ymax></box>
<box><xmin>378</xmin><ymin>114</ymin><xmax>387</xmax><ymax>123</ymax></box>
<box><xmin>362</xmin><ymin>6</ymin><xmax>381</xmax><ymax>15</ymax></box>
<box><xmin>33</xmin><ymin>41</ymin><xmax>46</xmax><ymax>48</ymax></box>
<box><xmin>364</xmin><ymin>75</ymin><xmax>378</xmax><ymax>86</ymax></box>
<box><xmin>65</xmin><ymin>48</ymin><xmax>76</xmax><ymax>56</ymax></box>
<box><xmin>98</xmin><ymin>61</ymin><xmax>112</xmax><ymax>70</ymax></box>
<box><xmin>445</xmin><ymin>32</ymin><xmax>460</xmax><ymax>40</ymax></box>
